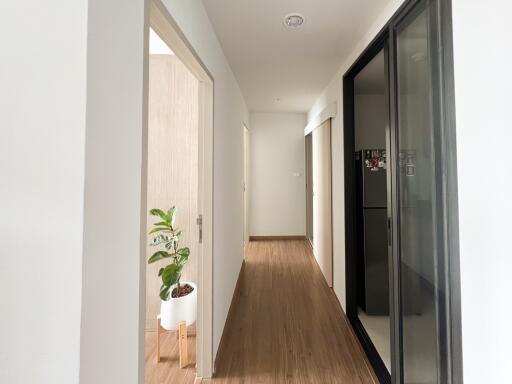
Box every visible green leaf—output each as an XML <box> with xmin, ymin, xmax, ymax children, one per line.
<box><xmin>168</xmin><ymin>206</ymin><xmax>177</xmax><ymax>227</ymax></box>
<box><xmin>161</xmin><ymin>264</ymin><xmax>182</xmax><ymax>286</ymax></box>
<box><xmin>149</xmin><ymin>226</ymin><xmax>172</xmax><ymax>235</ymax></box>
<box><xmin>177</xmin><ymin>247</ymin><xmax>190</xmax><ymax>265</ymax></box>
<box><xmin>148</xmin><ymin>251</ymin><xmax>171</xmax><ymax>264</ymax></box>
<box><xmin>149</xmin><ymin>208</ymin><xmax>167</xmax><ymax>221</ymax></box>
<box><xmin>153</xmin><ymin>221</ymin><xmax>170</xmax><ymax>227</ymax></box>
<box><xmin>160</xmin><ymin>284</ymin><xmax>171</xmax><ymax>301</ymax></box>
<box><xmin>158</xmin><ymin>267</ymin><xmax>164</xmax><ymax>276</ymax></box>
<box><xmin>178</xmin><ymin>256</ymin><xmax>188</xmax><ymax>266</ymax></box>
<box><xmin>151</xmin><ymin>233</ymin><xmax>171</xmax><ymax>246</ymax></box>
<box><xmin>165</xmin><ymin>241</ymin><xmax>175</xmax><ymax>250</ymax></box>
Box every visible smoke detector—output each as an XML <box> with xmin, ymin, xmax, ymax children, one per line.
<box><xmin>284</xmin><ymin>13</ymin><xmax>305</xmax><ymax>29</ymax></box>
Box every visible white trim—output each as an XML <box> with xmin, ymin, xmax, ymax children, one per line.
<box><xmin>147</xmin><ymin>1</ymin><xmax>214</xmax><ymax>379</ymax></box>
<box><xmin>304</xmin><ymin>101</ymin><xmax>337</xmax><ymax>136</ymax></box>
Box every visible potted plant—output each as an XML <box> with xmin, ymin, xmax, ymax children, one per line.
<box><xmin>148</xmin><ymin>206</ymin><xmax>196</xmax><ymax>330</ymax></box>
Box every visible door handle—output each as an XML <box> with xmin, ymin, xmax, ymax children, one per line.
<box><xmin>387</xmin><ymin>217</ymin><xmax>392</xmax><ymax>246</ymax></box>
<box><xmin>197</xmin><ymin>215</ymin><xmax>203</xmax><ymax>244</ymax></box>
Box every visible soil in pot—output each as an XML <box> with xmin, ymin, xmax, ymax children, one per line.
<box><xmin>171</xmin><ymin>283</ymin><xmax>194</xmax><ymax>298</ymax></box>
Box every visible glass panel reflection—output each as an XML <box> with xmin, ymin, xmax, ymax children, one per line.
<box><xmin>354</xmin><ymin>50</ymin><xmax>391</xmax><ymax>373</ymax></box>
<box><xmin>397</xmin><ymin>6</ymin><xmax>441</xmax><ymax>384</ymax></box>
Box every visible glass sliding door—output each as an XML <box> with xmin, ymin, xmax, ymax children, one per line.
<box><xmin>353</xmin><ymin>49</ymin><xmax>392</xmax><ymax>378</ymax></box>
<box><xmin>394</xmin><ymin>2</ymin><xmax>444</xmax><ymax>383</ymax></box>
<box><xmin>344</xmin><ymin>1</ymin><xmax>461</xmax><ymax>382</ymax></box>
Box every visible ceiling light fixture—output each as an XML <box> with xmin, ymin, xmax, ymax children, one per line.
<box><xmin>284</xmin><ymin>13</ymin><xmax>305</xmax><ymax>29</ymax></box>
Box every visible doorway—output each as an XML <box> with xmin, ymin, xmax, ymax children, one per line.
<box><xmin>143</xmin><ymin>1</ymin><xmax>214</xmax><ymax>381</ymax></box>
<box><xmin>145</xmin><ymin>25</ymin><xmax>199</xmax><ymax>382</ymax></box>
<box><xmin>353</xmin><ymin>48</ymin><xmax>391</xmax><ymax>377</ymax></box>
<box><xmin>343</xmin><ymin>0</ymin><xmax>462</xmax><ymax>383</ymax></box>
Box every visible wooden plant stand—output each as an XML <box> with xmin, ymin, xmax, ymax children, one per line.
<box><xmin>156</xmin><ymin>315</ymin><xmax>188</xmax><ymax>368</ymax></box>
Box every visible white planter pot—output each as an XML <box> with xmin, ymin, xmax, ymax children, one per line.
<box><xmin>160</xmin><ymin>281</ymin><xmax>197</xmax><ymax>330</ymax></box>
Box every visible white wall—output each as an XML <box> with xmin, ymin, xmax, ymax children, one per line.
<box><xmin>79</xmin><ymin>0</ymin><xmax>147</xmax><ymax>383</ymax></box>
<box><xmin>307</xmin><ymin>0</ymin><xmax>405</xmax><ymax>309</ymax></box>
<box><xmin>249</xmin><ymin>113</ymin><xmax>306</xmax><ymax>236</ymax></box>
<box><xmin>0</xmin><ymin>1</ymin><xmax>88</xmax><ymax>383</ymax></box>
<box><xmin>80</xmin><ymin>0</ymin><xmax>250</xmax><ymax>381</ymax></box>
<box><xmin>452</xmin><ymin>1</ymin><xmax>512</xmax><ymax>383</ymax></box>
<box><xmin>161</xmin><ymin>0</ymin><xmax>250</xmax><ymax>358</ymax></box>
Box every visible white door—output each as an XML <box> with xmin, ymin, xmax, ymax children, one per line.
<box><xmin>305</xmin><ymin>134</ymin><xmax>313</xmax><ymax>245</ymax></box>
<box><xmin>312</xmin><ymin>119</ymin><xmax>333</xmax><ymax>287</ymax></box>
<box><xmin>243</xmin><ymin>125</ymin><xmax>250</xmax><ymax>252</ymax></box>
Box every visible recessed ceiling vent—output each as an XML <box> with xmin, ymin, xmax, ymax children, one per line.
<box><xmin>284</xmin><ymin>13</ymin><xmax>305</xmax><ymax>29</ymax></box>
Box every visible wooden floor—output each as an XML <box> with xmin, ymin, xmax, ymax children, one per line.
<box><xmin>146</xmin><ymin>240</ymin><xmax>377</xmax><ymax>383</ymax></box>
<box><xmin>145</xmin><ymin>328</ymin><xmax>197</xmax><ymax>384</ymax></box>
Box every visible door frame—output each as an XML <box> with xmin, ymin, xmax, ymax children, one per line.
<box><xmin>343</xmin><ymin>33</ymin><xmax>392</xmax><ymax>383</ymax></box>
<box><xmin>144</xmin><ymin>0</ymin><xmax>214</xmax><ymax>379</ymax></box>
<box><xmin>305</xmin><ymin>133</ymin><xmax>313</xmax><ymax>247</ymax></box>
<box><xmin>342</xmin><ymin>0</ymin><xmax>462</xmax><ymax>383</ymax></box>
<box><xmin>243</xmin><ymin>123</ymin><xmax>250</xmax><ymax>254</ymax></box>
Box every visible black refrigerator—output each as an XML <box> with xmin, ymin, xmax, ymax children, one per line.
<box><xmin>356</xmin><ymin>149</ymin><xmax>389</xmax><ymax>315</ymax></box>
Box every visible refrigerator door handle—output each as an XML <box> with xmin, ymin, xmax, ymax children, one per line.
<box><xmin>387</xmin><ymin>217</ymin><xmax>392</xmax><ymax>246</ymax></box>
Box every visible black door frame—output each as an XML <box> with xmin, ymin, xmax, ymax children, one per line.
<box><xmin>343</xmin><ymin>30</ymin><xmax>392</xmax><ymax>384</ymax></box>
<box><xmin>343</xmin><ymin>0</ymin><xmax>463</xmax><ymax>383</ymax></box>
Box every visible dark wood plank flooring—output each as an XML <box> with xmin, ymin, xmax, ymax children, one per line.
<box><xmin>209</xmin><ymin>240</ymin><xmax>377</xmax><ymax>384</ymax></box>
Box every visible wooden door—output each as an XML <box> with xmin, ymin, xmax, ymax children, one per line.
<box><xmin>312</xmin><ymin>119</ymin><xmax>333</xmax><ymax>287</ymax></box>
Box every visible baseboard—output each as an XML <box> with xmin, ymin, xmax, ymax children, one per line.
<box><xmin>249</xmin><ymin>235</ymin><xmax>306</xmax><ymax>241</ymax></box>
<box><xmin>214</xmin><ymin>259</ymin><xmax>245</xmax><ymax>374</ymax></box>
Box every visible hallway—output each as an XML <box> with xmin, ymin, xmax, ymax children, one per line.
<box><xmin>144</xmin><ymin>240</ymin><xmax>377</xmax><ymax>383</ymax></box>
<box><xmin>210</xmin><ymin>240</ymin><xmax>377</xmax><ymax>383</ymax></box>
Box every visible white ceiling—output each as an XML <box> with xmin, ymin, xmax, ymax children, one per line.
<box><xmin>201</xmin><ymin>0</ymin><xmax>392</xmax><ymax>112</ymax></box>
